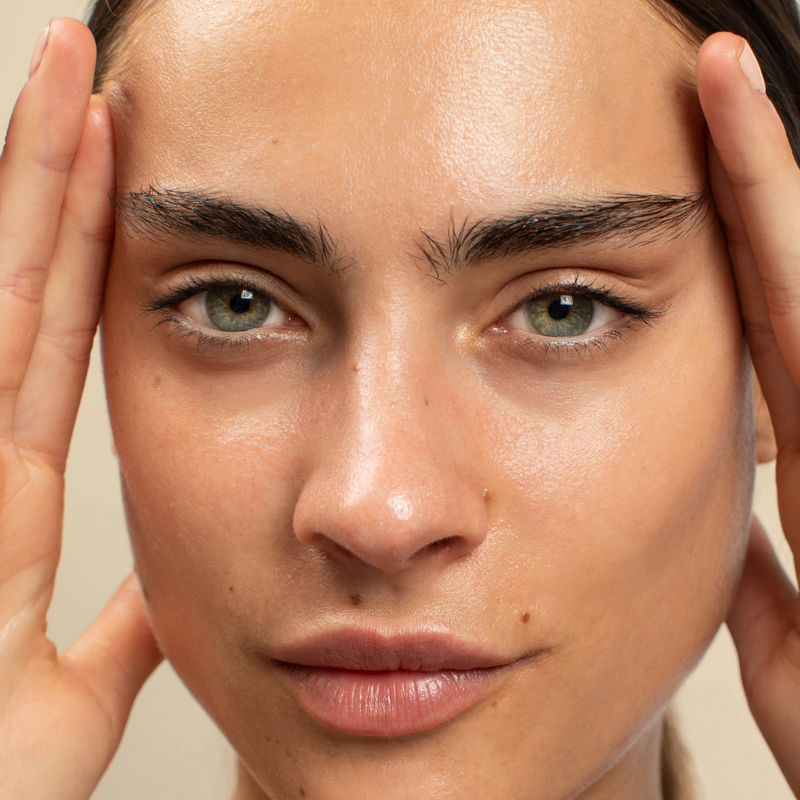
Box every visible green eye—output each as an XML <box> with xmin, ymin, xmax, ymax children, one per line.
<box><xmin>206</xmin><ymin>287</ymin><xmax>271</xmax><ymax>331</ymax></box>
<box><xmin>526</xmin><ymin>293</ymin><xmax>594</xmax><ymax>337</ymax></box>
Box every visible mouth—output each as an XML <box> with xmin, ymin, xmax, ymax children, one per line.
<box><xmin>272</xmin><ymin>629</ymin><xmax>535</xmax><ymax>737</ymax></box>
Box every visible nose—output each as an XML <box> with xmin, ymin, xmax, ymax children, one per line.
<box><xmin>292</xmin><ymin>351</ymin><xmax>489</xmax><ymax>574</ymax></box>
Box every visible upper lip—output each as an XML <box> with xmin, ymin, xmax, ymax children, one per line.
<box><xmin>273</xmin><ymin>628</ymin><xmax>516</xmax><ymax>672</ymax></box>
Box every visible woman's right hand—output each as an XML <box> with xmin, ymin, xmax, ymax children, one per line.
<box><xmin>0</xmin><ymin>18</ymin><xmax>162</xmax><ymax>800</ymax></box>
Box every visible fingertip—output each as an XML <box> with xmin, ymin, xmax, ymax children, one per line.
<box><xmin>31</xmin><ymin>18</ymin><xmax>97</xmax><ymax>104</ymax></box>
<box><xmin>85</xmin><ymin>95</ymin><xmax>116</xmax><ymax>161</ymax></box>
<box><xmin>696</xmin><ymin>32</ymin><xmax>745</xmax><ymax>103</ymax></box>
<box><xmin>48</xmin><ymin>17</ymin><xmax>97</xmax><ymax>69</ymax></box>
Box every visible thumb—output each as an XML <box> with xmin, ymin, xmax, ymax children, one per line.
<box><xmin>726</xmin><ymin>517</ymin><xmax>800</xmax><ymax>794</ymax></box>
<box><xmin>727</xmin><ymin>517</ymin><xmax>797</xmax><ymax>691</ymax></box>
<box><xmin>62</xmin><ymin>573</ymin><xmax>163</xmax><ymax>739</ymax></box>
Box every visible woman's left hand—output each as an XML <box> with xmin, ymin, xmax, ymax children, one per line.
<box><xmin>697</xmin><ymin>31</ymin><xmax>800</xmax><ymax>797</ymax></box>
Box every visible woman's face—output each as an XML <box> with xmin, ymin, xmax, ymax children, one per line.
<box><xmin>102</xmin><ymin>0</ymin><xmax>755</xmax><ymax>797</ymax></box>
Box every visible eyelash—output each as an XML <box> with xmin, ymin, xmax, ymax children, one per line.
<box><xmin>142</xmin><ymin>273</ymin><xmax>297</xmax><ymax>358</ymax></box>
<box><xmin>497</xmin><ymin>277</ymin><xmax>665</xmax><ymax>360</ymax></box>
<box><xmin>142</xmin><ymin>274</ymin><xmax>664</xmax><ymax>360</ymax></box>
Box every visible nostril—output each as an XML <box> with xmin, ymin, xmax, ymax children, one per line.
<box><xmin>423</xmin><ymin>536</ymin><xmax>460</xmax><ymax>555</ymax></box>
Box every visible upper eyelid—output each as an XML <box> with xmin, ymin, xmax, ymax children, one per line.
<box><xmin>502</xmin><ymin>279</ymin><xmax>657</xmax><ymax>321</ymax></box>
<box><xmin>143</xmin><ymin>273</ymin><xmax>287</xmax><ymax>314</ymax></box>
<box><xmin>144</xmin><ymin>271</ymin><xmax>663</xmax><ymax>332</ymax></box>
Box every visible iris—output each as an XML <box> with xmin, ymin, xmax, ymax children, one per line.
<box><xmin>205</xmin><ymin>288</ymin><xmax>271</xmax><ymax>331</ymax></box>
<box><xmin>527</xmin><ymin>293</ymin><xmax>593</xmax><ymax>337</ymax></box>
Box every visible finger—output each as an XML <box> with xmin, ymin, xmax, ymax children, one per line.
<box><xmin>727</xmin><ymin>518</ymin><xmax>797</xmax><ymax>689</ymax></box>
<box><xmin>726</xmin><ymin>518</ymin><xmax>800</xmax><ymax>794</ymax></box>
<box><xmin>697</xmin><ymin>33</ymin><xmax>800</xmax><ymax>394</ymax></box>
<box><xmin>699</xmin><ymin>33</ymin><xmax>800</xmax><ymax>572</ymax></box>
<box><xmin>13</xmin><ymin>95</ymin><xmax>114</xmax><ymax>470</ymax></box>
<box><xmin>707</xmin><ymin>138</ymin><xmax>800</xmax><ymax>448</ymax></box>
<box><xmin>62</xmin><ymin>574</ymin><xmax>163</xmax><ymax>746</ymax></box>
<box><xmin>0</xmin><ymin>19</ymin><xmax>96</xmax><ymax>440</ymax></box>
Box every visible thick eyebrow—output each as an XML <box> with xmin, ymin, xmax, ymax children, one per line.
<box><xmin>416</xmin><ymin>191</ymin><xmax>711</xmax><ymax>278</ymax></box>
<box><xmin>116</xmin><ymin>187</ymin><xmax>710</xmax><ymax>280</ymax></box>
<box><xmin>115</xmin><ymin>186</ymin><xmax>343</xmax><ymax>272</ymax></box>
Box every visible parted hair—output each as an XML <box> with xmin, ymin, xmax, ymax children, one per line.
<box><xmin>84</xmin><ymin>0</ymin><xmax>800</xmax><ymax>798</ymax></box>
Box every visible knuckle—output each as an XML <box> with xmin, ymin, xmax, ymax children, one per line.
<box><xmin>723</xmin><ymin>223</ymin><xmax>751</xmax><ymax>248</ymax></box>
<box><xmin>0</xmin><ymin>264</ymin><xmax>48</xmax><ymax>306</ymax></box>
<box><xmin>18</xmin><ymin>139</ymin><xmax>75</xmax><ymax>178</ymax></box>
<box><xmin>37</xmin><ymin>326</ymin><xmax>95</xmax><ymax>368</ymax></box>
<box><xmin>741</xmin><ymin>314</ymin><xmax>777</xmax><ymax>359</ymax></box>
<box><xmin>761</xmin><ymin>274</ymin><xmax>800</xmax><ymax>318</ymax></box>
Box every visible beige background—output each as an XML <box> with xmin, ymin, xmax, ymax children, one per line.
<box><xmin>1</xmin><ymin>0</ymin><xmax>797</xmax><ymax>797</ymax></box>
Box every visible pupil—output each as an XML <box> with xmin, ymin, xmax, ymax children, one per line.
<box><xmin>548</xmin><ymin>299</ymin><xmax>571</xmax><ymax>321</ymax></box>
<box><xmin>229</xmin><ymin>293</ymin><xmax>252</xmax><ymax>314</ymax></box>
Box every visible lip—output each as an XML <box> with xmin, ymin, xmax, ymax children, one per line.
<box><xmin>272</xmin><ymin>629</ymin><xmax>528</xmax><ymax>737</ymax></box>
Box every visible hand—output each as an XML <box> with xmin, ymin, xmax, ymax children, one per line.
<box><xmin>0</xmin><ymin>18</ymin><xmax>161</xmax><ymax>800</ymax></box>
<box><xmin>697</xmin><ymin>32</ymin><xmax>800</xmax><ymax>796</ymax></box>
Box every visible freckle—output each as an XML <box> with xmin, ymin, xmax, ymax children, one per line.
<box><xmin>272</xmin><ymin>137</ymin><xmax>279</xmax><ymax>144</ymax></box>
<box><xmin>349</xmin><ymin>593</ymin><xmax>362</xmax><ymax>606</ymax></box>
<box><xmin>423</xmin><ymin>396</ymin><xmax>429</xmax><ymax>406</ymax></box>
<box><xmin>299</xmin><ymin>790</ymin><xmax>306</xmax><ymax>798</ymax></box>
<box><xmin>153</xmin><ymin>375</ymin><xmax>161</xmax><ymax>390</ymax></box>
<box><xmin>491</xmin><ymin>701</ymin><xmax>497</xmax><ymax>708</ymax></box>
<box><xmin>229</xmin><ymin>586</ymin><xmax>234</xmax><ymax>593</ymax></box>
<box><xmin>483</xmin><ymin>489</ymin><xmax>492</xmax><ymax>506</ymax></box>
<box><xmin>353</xmin><ymin>364</ymin><xmax>359</xmax><ymax>372</ymax></box>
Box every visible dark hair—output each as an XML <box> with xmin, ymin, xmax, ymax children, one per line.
<box><xmin>651</xmin><ymin>0</ymin><xmax>800</xmax><ymax>162</ymax></box>
<box><xmin>84</xmin><ymin>0</ymin><xmax>800</xmax><ymax>798</ymax></box>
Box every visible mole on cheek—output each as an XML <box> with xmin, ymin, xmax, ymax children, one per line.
<box><xmin>349</xmin><ymin>593</ymin><xmax>363</xmax><ymax>607</ymax></box>
<box><xmin>521</xmin><ymin>612</ymin><xmax>530</xmax><ymax>623</ymax></box>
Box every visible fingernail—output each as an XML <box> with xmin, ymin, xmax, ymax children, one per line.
<box><xmin>28</xmin><ymin>23</ymin><xmax>51</xmax><ymax>80</ymax></box>
<box><xmin>737</xmin><ymin>38</ymin><xmax>766</xmax><ymax>95</ymax></box>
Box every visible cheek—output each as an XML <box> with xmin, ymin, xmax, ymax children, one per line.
<box><xmin>485</xmin><ymin>313</ymin><xmax>754</xmax><ymax>715</ymax></box>
<box><xmin>103</xmin><ymin>236</ymin><xmax>755</xmax><ymax>791</ymax></box>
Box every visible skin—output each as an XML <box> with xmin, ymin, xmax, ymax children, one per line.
<box><xmin>0</xmin><ymin>2</ymin><xmax>799</xmax><ymax>800</ymax></box>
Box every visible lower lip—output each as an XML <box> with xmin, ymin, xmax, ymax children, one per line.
<box><xmin>276</xmin><ymin>664</ymin><xmax>510</xmax><ymax>736</ymax></box>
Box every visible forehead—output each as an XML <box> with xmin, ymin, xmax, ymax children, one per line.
<box><xmin>109</xmin><ymin>0</ymin><xmax>702</xmax><ymax>227</ymax></box>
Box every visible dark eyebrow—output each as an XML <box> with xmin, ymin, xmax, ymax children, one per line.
<box><xmin>116</xmin><ymin>187</ymin><xmax>710</xmax><ymax>280</ymax></box>
<box><xmin>416</xmin><ymin>191</ymin><xmax>711</xmax><ymax>278</ymax></box>
<box><xmin>115</xmin><ymin>186</ymin><xmax>343</xmax><ymax>272</ymax></box>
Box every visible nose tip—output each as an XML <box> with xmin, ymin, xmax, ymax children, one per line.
<box><xmin>292</xmin><ymin>331</ymin><xmax>490</xmax><ymax>574</ymax></box>
<box><xmin>293</xmin><ymin>468</ymin><xmax>489</xmax><ymax>573</ymax></box>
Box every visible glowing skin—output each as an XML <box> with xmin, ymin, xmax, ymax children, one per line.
<box><xmin>98</xmin><ymin>1</ymin><xmax>753</xmax><ymax>798</ymax></box>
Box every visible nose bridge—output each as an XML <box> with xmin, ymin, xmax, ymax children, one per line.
<box><xmin>292</xmin><ymin>309</ymin><xmax>488</xmax><ymax>571</ymax></box>
<box><xmin>346</xmin><ymin>323</ymin><xmax>437</xmax><ymax>501</ymax></box>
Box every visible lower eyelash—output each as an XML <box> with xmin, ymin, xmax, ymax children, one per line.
<box><xmin>503</xmin><ymin>316</ymin><xmax>646</xmax><ymax>366</ymax></box>
<box><xmin>154</xmin><ymin>312</ymin><xmax>288</xmax><ymax>359</ymax></box>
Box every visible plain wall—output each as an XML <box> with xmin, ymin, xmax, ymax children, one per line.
<box><xmin>1</xmin><ymin>1</ymin><xmax>797</xmax><ymax>797</ymax></box>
